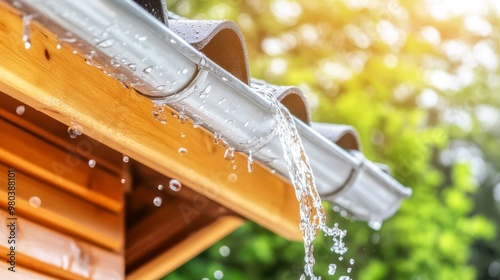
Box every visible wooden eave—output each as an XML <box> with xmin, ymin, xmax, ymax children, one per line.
<box><xmin>0</xmin><ymin>2</ymin><xmax>301</xmax><ymax>279</ymax></box>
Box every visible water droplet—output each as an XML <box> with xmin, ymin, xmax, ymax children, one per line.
<box><xmin>143</xmin><ymin>66</ymin><xmax>153</xmax><ymax>74</ymax></box>
<box><xmin>178</xmin><ymin>113</ymin><xmax>187</xmax><ymax>124</ymax></box>
<box><xmin>151</xmin><ymin>103</ymin><xmax>167</xmax><ymax>124</ymax></box>
<box><xmin>219</xmin><ymin>246</ymin><xmax>230</xmax><ymax>257</ymax></box>
<box><xmin>178</xmin><ymin>147</ymin><xmax>187</xmax><ymax>155</ymax></box>
<box><xmin>350</xmin><ymin>258</ymin><xmax>355</xmax><ymax>265</ymax></box>
<box><xmin>214</xmin><ymin>270</ymin><xmax>223</xmax><ymax>280</ymax></box>
<box><xmin>127</xmin><ymin>63</ymin><xmax>137</xmax><ymax>71</ymax></box>
<box><xmin>328</xmin><ymin>264</ymin><xmax>336</xmax><ymax>275</ymax></box>
<box><xmin>67</xmin><ymin>123</ymin><xmax>83</xmax><ymax>139</ymax></box>
<box><xmin>29</xmin><ymin>196</ymin><xmax>41</xmax><ymax>208</ymax></box>
<box><xmin>338</xmin><ymin>256</ymin><xmax>344</xmax><ymax>261</ymax></box>
<box><xmin>135</xmin><ymin>34</ymin><xmax>147</xmax><ymax>41</ymax></box>
<box><xmin>347</xmin><ymin>267</ymin><xmax>352</xmax><ymax>273</ymax></box>
<box><xmin>96</xmin><ymin>38</ymin><xmax>115</xmax><ymax>48</ymax></box>
<box><xmin>56</xmin><ymin>43</ymin><xmax>62</xmax><ymax>49</ymax></box>
<box><xmin>199</xmin><ymin>84</ymin><xmax>212</xmax><ymax>99</ymax></box>
<box><xmin>158</xmin><ymin>184</ymin><xmax>164</xmax><ymax>190</ymax></box>
<box><xmin>16</xmin><ymin>105</ymin><xmax>25</xmax><ymax>115</ymax></box>
<box><xmin>247</xmin><ymin>150</ymin><xmax>253</xmax><ymax>173</ymax></box>
<box><xmin>153</xmin><ymin>196</ymin><xmax>162</xmax><ymax>207</ymax></box>
<box><xmin>217</xmin><ymin>98</ymin><xmax>226</xmax><ymax>105</ymax></box>
<box><xmin>169</xmin><ymin>179</ymin><xmax>182</xmax><ymax>192</ymax></box>
<box><xmin>368</xmin><ymin>220</ymin><xmax>382</xmax><ymax>231</ymax></box>
<box><xmin>181</xmin><ymin>132</ymin><xmax>186</xmax><ymax>138</ymax></box>
<box><xmin>243</xmin><ymin>120</ymin><xmax>251</xmax><ymax>127</ymax></box>
<box><xmin>121</xmin><ymin>178</ymin><xmax>126</xmax><ymax>184</ymax></box>
<box><xmin>123</xmin><ymin>155</ymin><xmax>129</xmax><ymax>163</ymax></box>
<box><xmin>199</xmin><ymin>56</ymin><xmax>207</xmax><ymax>67</ymax></box>
<box><xmin>224</xmin><ymin>147</ymin><xmax>235</xmax><ymax>161</ymax></box>
<box><xmin>339</xmin><ymin>276</ymin><xmax>350</xmax><ymax>280</ymax></box>
<box><xmin>228</xmin><ymin>173</ymin><xmax>238</xmax><ymax>182</ymax></box>
<box><xmin>88</xmin><ymin>159</ymin><xmax>96</xmax><ymax>168</ymax></box>
<box><xmin>22</xmin><ymin>15</ymin><xmax>33</xmax><ymax>50</ymax></box>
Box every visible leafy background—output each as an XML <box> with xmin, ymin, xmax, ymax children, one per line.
<box><xmin>164</xmin><ymin>0</ymin><xmax>500</xmax><ymax>279</ymax></box>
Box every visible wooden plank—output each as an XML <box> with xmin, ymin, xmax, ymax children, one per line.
<box><xmin>0</xmin><ymin>92</ymin><xmax>124</xmax><ymax>177</ymax></box>
<box><xmin>0</xmin><ymin>117</ymin><xmax>123</xmax><ymax>213</ymax></box>
<box><xmin>127</xmin><ymin>216</ymin><xmax>244</xmax><ymax>280</ymax></box>
<box><xmin>0</xmin><ymin>2</ymin><xmax>301</xmax><ymax>241</ymax></box>
<box><xmin>0</xmin><ymin>210</ymin><xmax>124</xmax><ymax>280</ymax></box>
<box><xmin>126</xmin><ymin>195</ymin><xmax>227</xmax><ymax>271</ymax></box>
<box><xmin>0</xmin><ymin>262</ymin><xmax>58</xmax><ymax>280</ymax></box>
<box><xmin>0</xmin><ymin>164</ymin><xmax>123</xmax><ymax>251</ymax></box>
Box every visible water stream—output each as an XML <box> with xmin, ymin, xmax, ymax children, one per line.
<box><xmin>16</xmin><ymin>4</ymin><xmax>349</xmax><ymax>277</ymax></box>
<box><xmin>254</xmin><ymin>87</ymin><xmax>348</xmax><ymax>279</ymax></box>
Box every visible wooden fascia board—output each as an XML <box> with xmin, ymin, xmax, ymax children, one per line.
<box><xmin>0</xmin><ymin>3</ymin><xmax>301</xmax><ymax>241</ymax></box>
<box><xmin>126</xmin><ymin>216</ymin><xmax>244</xmax><ymax>280</ymax></box>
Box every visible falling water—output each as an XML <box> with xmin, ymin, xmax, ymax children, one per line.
<box><xmin>254</xmin><ymin>87</ymin><xmax>348</xmax><ymax>279</ymax></box>
<box><xmin>16</xmin><ymin>105</ymin><xmax>25</xmax><ymax>115</ymax></box>
<box><xmin>22</xmin><ymin>14</ymin><xmax>33</xmax><ymax>49</ymax></box>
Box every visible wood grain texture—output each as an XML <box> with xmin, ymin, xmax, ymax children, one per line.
<box><xmin>0</xmin><ymin>261</ymin><xmax>58</xmax><ymax>280</ymax></box>
<box><xmin>0</xmin><ymin>163</ymin><xmax>123</xmax><ymax>251</ymax></box>
<box><xmin>0</xmin><ymin>117</ymin><xmax>123</xmax><ymax>213</ymax></box>
<box><xmin>0</xmin><ymin>2</ymin><xmax>301</xmax><ymax>241</ymax></box>
<box><xmin>127</xmin><ymin>216</ymin><xmax>244</xmax><ymax>280</ymax></box>
<box><xmin>0</xmin><ymin>210</ymin><xmax>124</xmax><ymax>279</ymax></box>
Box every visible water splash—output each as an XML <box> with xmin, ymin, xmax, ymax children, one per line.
<box><xmin>255</xmin><ymin>86</ymin><xmax>348</xmax><ymax>279</ymax></box>
<box><xmin>328</xmin><ymin>264</ymin><xmax>337</xmax><ymax>275</ymax></box>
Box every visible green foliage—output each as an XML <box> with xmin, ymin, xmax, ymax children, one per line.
<box><xmin>165</xmin><ymin>0</ymin><xmax>500</xmax><ymax>279</ymax></box>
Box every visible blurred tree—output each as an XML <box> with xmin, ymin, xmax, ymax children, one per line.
<box><xmin>165</xmin><ymin>0</ymin><xmax>499</xmax><ymax>279</ymax></box>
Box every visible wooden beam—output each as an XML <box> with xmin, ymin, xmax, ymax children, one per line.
<box><xmin>127</xmin><ymin>216</ymin><xmax>244</xmax><ymax>280</ymax></box>
<box><xmin>0</xmin><ymin>164</ymin><xmax>123</xmax><ymax>251</ymax></box>
<box><xmin>0</xmin><ymin>210</ymin><xmax>124</xmax><ymax>279</ymax></box>
<box><xmin>0</xmin><ymin>117</ymin><xmax>123</xmax><ymax>213</ymax></box>
<box><xmin>0</xmin><ymin>2</ymin><xmax>301</xmax><ymax>241</ymax></box>
<box><xmin>0</xmin><ymin>262</ymin><xmax>57</xmax><ymax>280</ymax></box>
<box><xmin>0</xmin><ymin>92</ymin><xmax>125</xmax><ymax>176</ymax></box>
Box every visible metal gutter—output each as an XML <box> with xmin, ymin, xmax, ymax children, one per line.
<box><xmin>6</xmin><ymin>0</ymin><xmax>411</xmax><ymax>222</ymax></box>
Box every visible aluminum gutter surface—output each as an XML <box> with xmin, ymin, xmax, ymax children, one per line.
<box><xmin>5</xmin><ymin>0</ymin><xmax>411</xmax><ymax>222</ymax></box>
